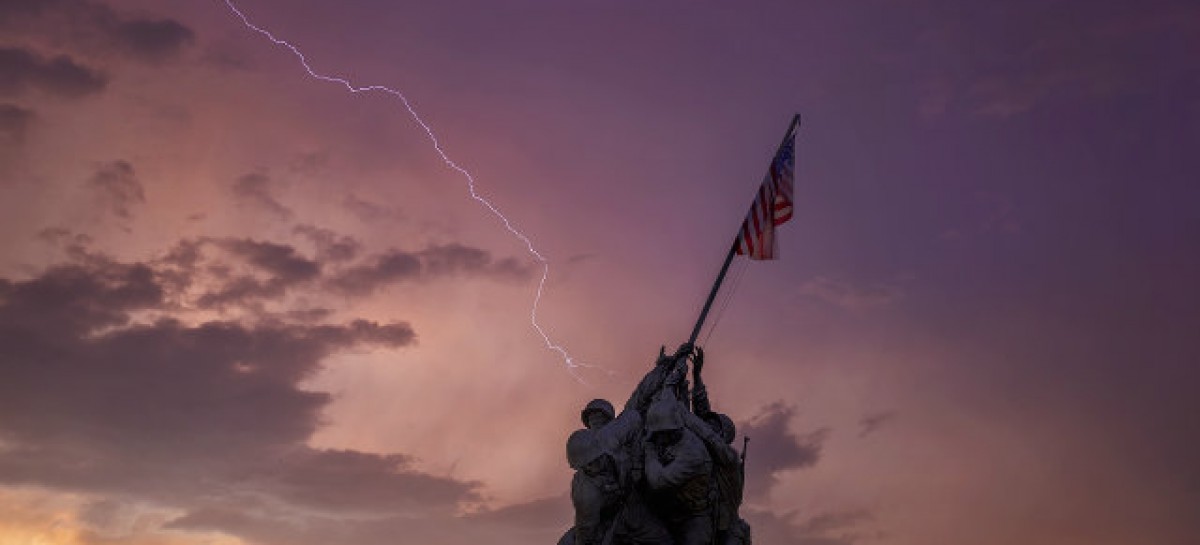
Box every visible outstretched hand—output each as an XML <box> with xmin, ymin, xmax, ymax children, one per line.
<box><xmin>656</xmin><ymin>345</ymin><xmax>670</xmax><ymax>367</ymax></box>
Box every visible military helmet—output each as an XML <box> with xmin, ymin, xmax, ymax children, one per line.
<box><xmin>580</xmin><ymin>398</ymin><xmax>615</xmax><ymax>427</ymax></box>
<box><xmin>707</xmin><ymin>413</ymin><xmax>736</xmax><ymax>444</ymax></box>
<box><xmin>566</xmin><ymin>429</ymin><xmax>605</xmax><ymax>469</ymax></box>
<box><xmin>645</xmin><ymin>399</ymin><xmax>683</xmax><ymax>433</ymax></box>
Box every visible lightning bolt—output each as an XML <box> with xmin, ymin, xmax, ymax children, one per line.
<box><xmin>222</xmin><ymin>0</ymin><xmax>599</xmax><ymax>382</ymax></box>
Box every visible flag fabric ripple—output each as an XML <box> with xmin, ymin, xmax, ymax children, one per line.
<box><xmin>735</xmin><ymin>129</ymin><xmax>796</xmax><ymax>260</ymax></box>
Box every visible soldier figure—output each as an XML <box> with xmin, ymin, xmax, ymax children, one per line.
<box><xmin>582</xmin><ymin>399</ymin><xmax>616</xmax><ymax>430</ymax></box>
<box><xmin>643</xmin><ymin>367</ymin><xmax>715</xmax><ymax>545</ymax></box>
<box><xmin>565</xmin><ymin>427</ymin><xmax>628</xmax><ymax>545</ymax></box>
<box><xmin>561</xmin><ymin>345</ymin><xmax>692</xmax><ymax>545</ymax></box>
<box><xmin>689</xmin><ymin>347</ymin><xmax>751</xmax><ymax>545</ymax></box>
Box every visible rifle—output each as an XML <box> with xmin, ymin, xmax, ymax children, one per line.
<box><xmin>740</xmin><ymin>437</ymin><xmax>749</xmax><ymax>477</ymax></box>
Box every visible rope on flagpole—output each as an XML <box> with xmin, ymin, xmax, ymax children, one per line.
<box><xmin>702</xmin><ymin>257</ymin><xmax>750</xmax><ymax>345</ymax></box>
<box><xmin>685</xmin><ymin>114</ymin><xmax>800</xmax><ymax>348</ymax></box>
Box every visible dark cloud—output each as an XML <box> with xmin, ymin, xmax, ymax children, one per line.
<box><xmin>0</xmin><ymin>0</ymin><xmax>52</xmax><ymax>20</ymax></box>
<box><xmin>35</xmin><ymin>226</ymin><xmax>73</xmax><ymax>242</ymax></box>
<box><xmin>420</xmin><ymin>243</ymin><xmax>533</xmax><ymax>281</ymax></box>
<box><xmin>166</xmin><ymin>506</ymin><xmax>302</xmax><ymax>545</ymax></box>
<box><xmin>467</xmin><ymin>494</ymin><xmax>572</xmax><ymax>531</ymax></box>
<box><xmin>27</xmin><ymin>234</ymin><xmax>328</xmax><ymax>317</ymax></box>
<box><xmin>0</xmin><ymin>0</ymin><xmax>195</xmax><ymax>64</ymax></box>
<box><xmin>166</xmin><ymin>506</ymin><xmax>492</xmax><ymax>545</ymax></box>
<box><xmin>166</xmin><ymin>493</ymin><xmax>575</xmax><ymax>545</ymax></box>
<box><xmin>0</xmin><ymin>103</ymin><xmax>35</xmax><ymax>143</ymax></box>
<box><xmin>149</xmin><ymin>234</ymin><xmax>528</xmax><ymax>310</ymax></box>
<box><xmin>0</xmin><ymin>47</ymin><xmax>106</xmax><ymax>98</ymax></box>
<box><xmin>0</xmin><ymin>274</ymin><xmax>411</xmax><ymax>458</ymax></box>
<box><xmin>219</xmin><ymin>238</ymin><xmax>322</xmax><ymax>284</ymax></box>
<box><xmin>232</xmin><ymin>172</ymin><xmax>293</xmax><ymax>219</ymax></box>
<box><xmin>88</xmin><ymin>160</ymin><xmax>145</xmax><ymax>220</ymax></box>
<box><xmin>294</xmin><ymin>224</ymin><xmax>361</xmax><ymax>262</ymax></box>
<box><xmin>0</xmin><ymin>231</ymin><xmax>557</xmax><ymax>544</ymax></box>
<box><xmin>857</xmin><ymin>411</ymin><xmax>896</xmax><ymax>438</ymax></box>
<box><xmin>286</xmin><ymin>307</ymin><xmax>335</xmax><ymax>323</ymax></box>
<box><xmin>194</xmin><ymin>238</ymin><xmax>321</xmax><ymax>308</ymax></box>
<box><xmin>744</xmin><ymin>507</ymin><xmax>876</xmax><ymax>545</ymax></box>
<box><xmin>34</xmin><ymin>227</ymin><xmax>92</xmax><ymax>255</ymax></box>
<box><xmin>0</xmin><ymin>257</ymin><xmax>162</xmax><ymax>337</ymax></box>
<box><xmin>109</xmin><ymin>17</ymin><xmax>195</xmax><ymax>63</ymax></box>
<box><xmin>263</xmin><ymin>449</ymin><xmax>480</xmax><ymax>514</ymax></box>
<box><xmin>0</xmin><ymin>247</ymin><xmax>483</xmax><ymax>537</ymax></box>
<box><xmin>739</xmin><ymin>403</ymin><xmax>828</xmax><ymax>500</ymax></box>
<box><xmin>343</xmin><ymin>193</ymin><xmax>403</xmax><ymax>223</ymax></box>
<box><xmin>326</xmin><ymin>244</ymin><xmax>533</xmax><ymax>296</ymax></box>
<box><xmin>325</xmin><ymin>250</ymin><xmax>421</xmax><ymax>296</ymax></box>
<box><xmin>794</xmin><ymin>510</ymin><xmax>874</xmax><ymax>538</ymax></box>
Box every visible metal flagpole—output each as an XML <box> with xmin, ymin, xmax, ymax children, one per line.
<box><xmin>686</xmin><ymin>114</ymin><xmax>800</xmax><ymax>347</ymax></box>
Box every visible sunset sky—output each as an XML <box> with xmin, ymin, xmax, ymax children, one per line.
<box><xmin>1</xmin><ymin>1</ymin><xmax>1198</xmax><ymax>544</ymax></box>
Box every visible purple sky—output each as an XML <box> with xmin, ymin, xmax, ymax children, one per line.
<box><xmin>1</xmin><ymin>1</ymin><xmax>1198</xmax><ymax>544</ymax></box>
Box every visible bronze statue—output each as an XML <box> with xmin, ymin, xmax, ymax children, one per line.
<box><xmin>561</xmin><ymin>343</ymin><xmax>750</xmax><ymax>545</ymax></box>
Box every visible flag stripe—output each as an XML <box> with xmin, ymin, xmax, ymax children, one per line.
<box><xmin>735</xmin><ymin>131</ymin><xmax>795</xmax><ymax>260</ymax></box>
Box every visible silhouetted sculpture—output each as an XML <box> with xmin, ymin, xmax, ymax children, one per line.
<box><xmin>565</xmin><ymin>427</ymin><xmax>626</xmax><ymax>545</ymax></box>
<box><xmin>643</xmin><ymin>373</ymin><xmax>715</xmax><ymax>545</ymax></box>
<box><xmin>582</xmin><ymin>398</ymin><xmax>616</xmax><ymax>429</ymax></box>
<box><xmin>561</xmin><ymin>343</ymin><xmax>750</xmax><ymax>545</ymax></box>
<box><xmin>690</xmin><ymin>347</ymin><xmax>750</xmax><ymax>545</ymax></box>
<box><xmin>560</xmin><ymin>346</ymin><xmax>690</xmax><ymax>545</ymax></box>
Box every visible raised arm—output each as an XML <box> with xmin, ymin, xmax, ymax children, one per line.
<box><xmin>626</xmin><ymin>343</ymin><xmax>692</xmax><ymax>413</ymax></box>
<box><xmin>681</xmin><ymin>409</ymin><xmax>739</xmax><ymax>467</ymax></box>
<box><xmin>690</xmin><ymin>346</ymin><xmax>713</xmax><ymax>418</ymax></box>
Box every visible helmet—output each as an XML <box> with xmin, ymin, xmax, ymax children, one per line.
<box><xmin>707</xmin><ymin>413</ymin><xmax>736</xmax><ymax>444</ymax></box>
<box><xmin>580</xmin><ymin>399</ymin><xmax>615</xmax><ymax>427</ymax></box>
<box><xmin>645</xmin><ymin>399</ymin><xmax>683</xmax><ymax>434</ymax></box>
<box><xmin>566</xmin><ymin>429</ymin><xmax>605</xmax><ymax>469</ymax></box>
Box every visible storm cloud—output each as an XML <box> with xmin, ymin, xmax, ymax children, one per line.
<box><xmin>294</xmin><ymin>224</ymin><xmax>362</xmax><ymax>262</ymax></box>
<box><xmin>108</xmin><ymin>16</ymin><xmax>195</xmax><ymax>63</ymax></box>
<box><xmin>3</xmin><ymin>0</ymin><xmax>1198</xmax><ymax>543</ymax></box>
<box><xmin>326</xmin><ymin>244</ymin><xmax>533</xmax><ymax>296</ymax></box>
<box><xmin>232</xmin><ymin>172</ymin><xmax>293</xmax><ymax>219</ymax></box>
<box><xmin>88</xmin><ymin>160</ymin><xmax>145</xmax><ymax>220</ymax></box>
<box><xmin>0</xmin><ymin>47</ymin><xmax>106</xmax><ymax>98</ymax></box>
<box><xmin>0</xmin><ymin>242</ymin><xmax>489</xmax><ymax>540</ymax></box>
<box><xmin>739</xmin><ymin>403</ymin><xmax>829</xmax><ymax>501</ymax></box>
<box><xmin>0</xmin><ymin>0</ymin><xmax>195</xmax><ymax>63</ymax></box>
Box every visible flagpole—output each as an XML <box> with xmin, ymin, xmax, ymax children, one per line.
<box><xmin>687</xmin><ymin>114</ymin><xmax>801</xmax><ymax>347</ymax></box>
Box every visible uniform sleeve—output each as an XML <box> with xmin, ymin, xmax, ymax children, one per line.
<box><xmin>645</xmin><ymin>430</ymin><xmax>713</xmax><ymax>490</ymax></box>
<box><xmin>597</xmin><ymin>406</ymin><xmax>643</xmax><ymax>454</ymax></box>
<box><xmin>691</xmin><ymin>378</ymin><xmax>713</xmax><ymax>418</ymax></box>
<box><xmin>626</xmin><ymin>363</ymin><xmax>670</xmax><ymax>413</ymax></box>
<box><xmin>682</xmin><ymin>409</ymin><xmax>739</xmax><ymax>467</ymax></box>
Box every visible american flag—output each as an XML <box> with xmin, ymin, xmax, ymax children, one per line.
<box><xmin>735</xmin><ymin>128</ymin><xmax>796</xmax><ymax>260</ymax></box>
